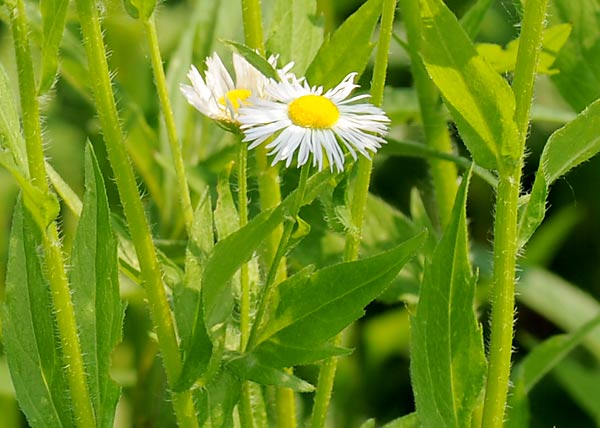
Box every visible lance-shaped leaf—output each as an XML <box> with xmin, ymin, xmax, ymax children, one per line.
<box><xmin>417</xmin><ymin>0</ymin><xmax>520</xmax><ymax>169</ymax></box>
<box><xmin>226</xmin><ymin>353</ymin><xmax>315</xmax><ymax>392</ymax></box>
<box><xmin>70</xmin><ymin>145</ymin><xmax>124</xmax><ymax>427</ymax></box>
<box><xmin>410</xmin><ymin>168</ymin><xmax>487</xmax><ymax>428</ymax></box>
<box><xmin>252</xmin><ymin>232</ymin><xmax>426</xmax><ymax>367</ymax></box>
<box><xmin>1</xmin><ymin>201</ymin><xmax>73</xmax><ymax>427</ymax></box>
<box><xmin>306</xmin><ymin>0</ymin><xmax>383</xmax><ymax>89</ymax></box>
<box><xmin>39</xmin><ymin>0</ymin><xmax>69</xmax><ymax>94</ymax></box>
<box><xmin>518</xmin><ymin>97</ymin><xmax>600</xmax><ymax>246</ymax></box>
<box><xmin>194</xmin><ymin>369</ymin><xmax>241</xmax><ymax>428</ymax></box>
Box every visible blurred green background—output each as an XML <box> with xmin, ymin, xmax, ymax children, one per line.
<box><xmin>1</xmin><ymin>0</ymin><xmax>599</xmax><ymax>426</ymax></box>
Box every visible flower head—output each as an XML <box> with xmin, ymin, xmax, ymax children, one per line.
<box><xmin>238</xmin><ymin>72</ymin><xmax>390</xmax><ymax>172</ymax></box>
<box><xmin>180</xmin><ymin>52</ymin><xmax>292</xmax><ymax>125</ymax></box>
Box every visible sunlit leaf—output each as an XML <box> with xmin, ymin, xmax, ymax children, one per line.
<box><xmin>305</xmin><ymin>0</ymin><xmax>382</xmax><ymax>89</ymax></box>
<box><xmin>70</xmin><ymin>144</ymin><xmax>124</xmax><ymax>427</ymax></box>
<box><xmin>410</xmin><ymin>168</ymin><xmax>486</xmax><ymax>428</ymax></box>
<box><xmin>417</xmin><ymin>0</ymin><xmax>520</xmax><ymax>169</ymax></box>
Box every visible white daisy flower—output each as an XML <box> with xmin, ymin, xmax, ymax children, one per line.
<box><xmin>238</xmin><ymin>72</ymin><xmax>390</xmax><ymax>172</ymax></box>
<box><xmin>180</xmin><ymin>52</ymin><xmax>293</xmax><ymax>125</ymax></box>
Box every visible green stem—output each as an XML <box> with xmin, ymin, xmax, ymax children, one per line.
<box><xmin>241</xmin><ymin>0</ymin><xmax>265</xmax><ymax>54</ymax></box>
<box><xmin>310</xmin><ymin>2</ymin><xmax>397</xmax><ymax>427</ymax></box>
<box><xmin>398</xmin><ymin>0</ymin><xmax>458</xmax><ymax>229</ymax></box>
<box><xmin>238</xmin><ymin>143</ymin><xmax>251</xmax><ymax>352</ymax></box>
<box><xmin>482</xmin><ymin>0</ymin><xmax>548</xmax><ymax>426</ymax></box>
<box><xmin>9</xmin><ymin>2</ymin><xmax>96</xmax><ymax>426</ymax></box>
<box><xmin>142</xmin><ymin>16</ymin><xmax>195</xmax><ymax>235</ymax></box>
<box><xmin>238</xmin><ymin>140</ymin><xmax>254</xmax><ymax>428</ymax></box>
<box><xmin>73</xmin><ymin>1</ymin><xmax>197</xmax><ymax>426</ymax></box>
<box><xmin>240</xmin><ymin>1</ymin><xmax>297</xmax><ymax>426</ymax></box>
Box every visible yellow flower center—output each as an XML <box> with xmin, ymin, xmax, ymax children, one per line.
<box><xmin>219</xmin><ymin>88</ymin><xmax>252</xmax><ymax>111</ymax></box>
<box><xmin>288</xmin><ymin>95</ymin><xmax>340</xmax><ymax>129</ymax></box>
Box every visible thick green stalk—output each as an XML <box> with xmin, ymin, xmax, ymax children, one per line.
<box><xmin>9</xmin><ymin>2</ymin><xmax>96</xmax><ymax>426</ymax></box>
<box><xmin>73</xmin><ymin>0</ymin><xmax>197</xmax><ymax>426</ymax></box>
<box><xmin>310</xmin><ymin>2</ymin><xmax>397</xmax><ymax>427</ymax></box>
<box><xmin>398</xmin><ymin>0</ymin><xmax>458</xmax><ymax>228</ymax></box>
<box><xmin>142</xmin><ymin>16</ymin><xmax>195</xmax><ymax>235</ymax></box>
<box><xmin>240</xmin><ymin>1</ymin><xmax>296</xmax><ymax>426</ymax></box>
<box><xmin>482</xmin><ymin>0</ymin><xmax>548</xmax><ymax>426</ymax></box>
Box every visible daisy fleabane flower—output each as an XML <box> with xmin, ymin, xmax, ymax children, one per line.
<box><xmin>180</xmin><ymin>52</ymin><xmax>293</xmax><ymax>125</ymax></box>
<box><xmin>238</xmin><ymin>72</ymin><xmax>390</xmax><ymax>172</ymax></box>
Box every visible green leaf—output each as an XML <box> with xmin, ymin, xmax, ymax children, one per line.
<box><xmin>70</xmin><ymin>144</ymin><xmax>124</xmax><ymax>428</ymax></box>
<box><xmin>459</xmin><ymin>0</ymin><xmax>494</xmax><ymax>39</ymax></box>
<box><xmin>518</xmin><ymin>97</ymin><xmax>600</xmax><ymax>246</ymax></box>
<box><xmin>506</xmin><ymin>315</ymin><xmax>600</xmax><ymax>428</ymax></box>
<box><xmin>517</xmin><ymin>267</ymin><xmax>600</xmax><ymax>360</ymax></box>
<box><xmin>214</xmin><ymin>162</ymin><xmax>240</xmax><ymax>240</ymax></box>
<box><xmin>222</xmin><ymin>40</ymin><xmax>280</xmax><ymax>81</ymax></box>
<box><xmin>305</xmin><ymin>0</ymin><xmax>383</xmax><ymax>89</ymax></box>
<box><xmin>194</xmin><ymin>369</ymin><xmax>241</xmax><ymax>428</ymax></box>
<box><xmin>173</xmin><ymin>191</ymin><xmax>214</xmax><ymax>392</ymax></box>
<box><xmin>226</xmin><ymin>353</ymin><xmax>315</xmax><ymax>392</ymax></box>
<box><xmin>251</xmin><ymin>339</ymin><xmax>350</xmax><ymax>368</ymax></box>
<box><xmin>410</xmin><ymin>168</ymin><xmax>486</xmax><ymax>428</ymax></box>
<box><xmin>417</xmin><ymin>0</ymin><xmax>520</xmax><ymax>169</ymax></box>
<box><xmin>1</xmin><ymin>201</ymin><xmax>73</xmax><ymax>427</ymax></box>
<box><xmin>476</xmin><ymin>24</ymin><xmax>572</xmax><ymax>75</ymax></box>
<box><xmin>266</xmin><ymin>0</ymin><xmax>324</xmax><ymax>75</ymax></box>
<box><xmin>38</xmin><ymin>0</ymin><xmax>69</xmax><ymax>94</ymax></box>
<box><xmin>552</xmin><ymin>356</ymin><xmax>600</xmax><ymax>424</ymax></box>
<box><xmin>549</xmin><ymin>0</ymin><xmax>600</xmax><ymax>112</ymax></box>
<box><xmin>254</xmin><ymin>232</ymin><xmax>426</xmax><ymax>351</ymax></box>
<box><xmin>383</xmin><ymin>412</ymin><xmax>421</xmax><ymax>428</ymax></box>
<box><xmin>202</xmin><ymin>168</ymin><xmax>333</xmax><ymax>332</ymax></box>
<box><xmin>0</xmin><ymin>63</ymin><xmax>27</xmax><ymax>171</ymax></box>
<box><xmin>122</xmin><ymin>0</ymin><xmax>157</xmax><ymax>20</ymax></box>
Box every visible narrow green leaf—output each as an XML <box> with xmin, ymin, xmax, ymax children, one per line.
<box><xmin>517</xmin><ymin>267</ymin><xmax>600</xmax><ymax>360</ymax></box>
<box><xmin>222</xmin><ymin>40</ymin><xmax>280</xmax><ymax>81</ymax></box>
<box><xmin>305</xmin><ymin>0</ymin><xmax>383</xmax><ymax>89</ymax></box>
<box><xmin>410</xmin><ymin>168</ymin><xmax>486</xmax><ymax>428</ymax></box>
<box><xmin>70</xmin><ymin>144</ymin><xmax>124</xmax><ymax>427</ymax></box>
<box><xmin>266</xmin><ymin>0</ymin><xmax>324</xmax><ymax>75</ymax></box>
<box><xmin>226</xmin><ymin>353</ymin><xmax>315</xmax><ymax>392</ymax></box>
<box><xmin>460</xmin><ymin>0</ymin><xmax>494</xmax><ymax>39</ymax></box>
<box><xmin>1</xmin><ymin>201</ymin><xmax>73</xmax><ymax>427</ymax></box>
<box><xmin>39</xmin><ymin>0</ymin><xmax>69</xmax><ymax>94</ymax></box>
<box><xmin>254</xmin><ymin>232</ymin><xmax>426</xmax><ymax>349</ymax></box>
<box><xmin>418</xmin><ymin>0</ymin><xmax>520</xmax><ymax>169</ymax></box>
<box><xmin>173</xmin><ymin>191</ymin><xmax>214</xmax><ymax>392</ymax></box>
<box><xmin>0</xmin><ymin>63</ymin><xmax>27</xmax><ymax>171</ymax></box>
<box><xmin>506</xmin><ymin>315</ymin><xmax>600</xmax><ymax>428</ymax></box>
<box><xmin>252</xmin><ymin>339</ymin><xmax>350</xmax><ymax>368</ymax></box>
<box><xmin>46</xmin><ymin>161</ymin><xmax>83</xmax><ymax>217</ymax></box>
<box><xmin>518</xmin><ymin>97</ymin><xmax>600</xmax><ymax>246</ymax></box>
<box><xmin>552</xmin><ymin>356</ymin><xmax>600</xmax><ymax>424</ymax></box>
<box><xmin>549</xmin><ymin>0</ymin><xmax>600</xmax><ymax>112</ymax></box>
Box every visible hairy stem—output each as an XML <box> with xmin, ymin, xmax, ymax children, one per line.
<box><xmin>143</xmin><ymin>16</ymin><xmax>195</xmax><ymax>235</ymax></box>
<box><xmin>310</xmin><ymin>1</ymin><xmax>397</xmax><ymax>427</ymax></box>
<box><xmin>9</xmin><ymin>1</ymin><xmax>96</xmax><ymax>426</ymax></box>
<box><xmin>482</xmin><ymin>0</ymin><xmax>549</xmax><ymax>426</ymax></box>
<box><xmin>74</xmin><ymin>0</ymin><xmax>197</xmax><ymax>425</ymax></box>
